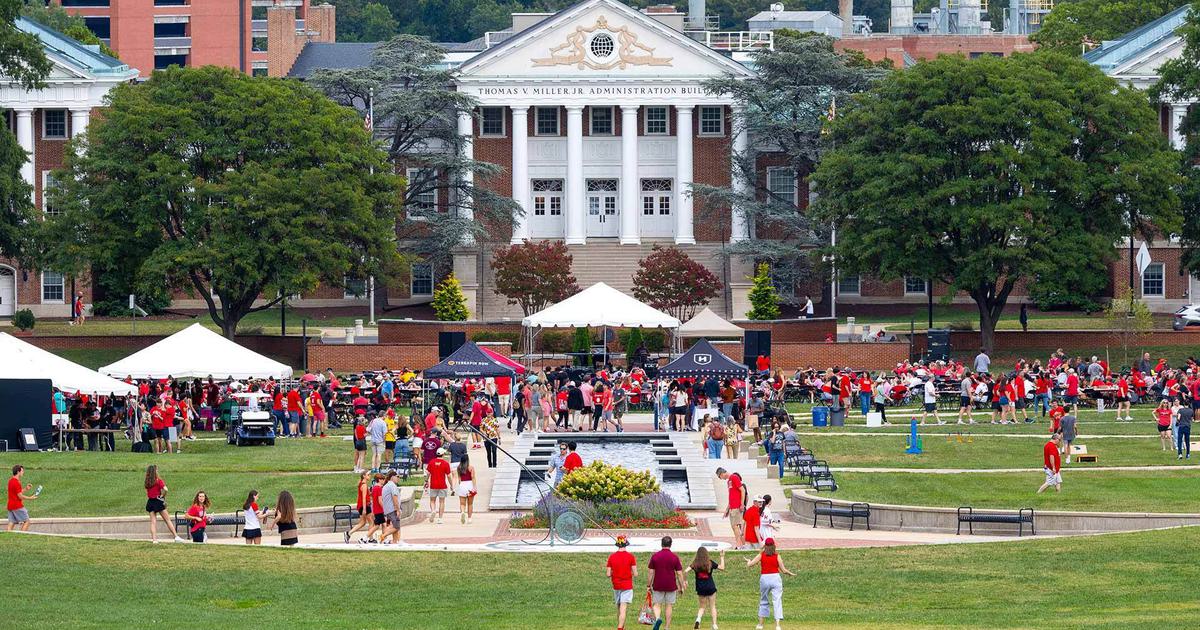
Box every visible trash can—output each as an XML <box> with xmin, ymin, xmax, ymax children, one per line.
<box><xmin>812</xmin><ymin>406</ymin><xmax>829</xmax><ymax>427</ymax></box>
<box><xmin>830</xmin><ymin>407</ymin><xmax>846</xmax><ymax>427</ymax></box>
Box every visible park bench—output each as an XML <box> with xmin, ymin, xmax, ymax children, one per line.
<box><xmin>785</xmin><ymin>447</ymin><xmax>814</xmax><ymax>475</ymax></box>
<box><xmin>812</xmin><ymin>470</ymin><xmax>838</xmax><ymax>492</ymax></box>
<box><xmin>380</xmin><ymin>454</ymin><xmax>422</xmax><ymax>479</ymax></box>
<box><xmin>812</xmin><ymin>499</ymin><xmax>870</xmax><ymax>530</ymax></box>
<box><xmin>956</xmin><ymin>506</ymin><xmax>1035</xmax><ymax>537</ymax></box>
<box><xmin>795</xmin><ymin>459</ymin><xmax>830</xmax><ymax>483</ymax></box>
<box><xmin>173</xmin><ymin>510</ymin><xmax>246</xmax><ymax>537</ymax></box>
<box><xmin>332</xmin><ymin>504</ymin><xmax>361</xmax><ymax>532</ymax></box>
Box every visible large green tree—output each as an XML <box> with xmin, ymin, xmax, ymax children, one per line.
<box><xmin>0</xmin><ymin>0</ymin><xmax>52</xmax><ymax>261</ymax></box>
<box><xmin>310</xmin><ymin>35</ymin><xmax>519</xmax><ymax>295</ymax></box>
<box><xmin>35</xmin><ymin>66</ymin><xmax>403</xmax><ymax>337</ymax></box>
<box><xmin>693</xmin><ymin>32</ymin><xmax>887</xmax><ymax>295</ymax></box>
<box><xmin>1032</xmin><ymin>0</ymin><xmax>1188</xmax><ymax>55</ymax></box>
<box><xmin>360</xmin><ymin>3</ymin><xmax>398</xmax><ymax>41</ymax></box>
<box><xmin>1153</xmin><ymin>2</ymin><xmax>1200</xmax><ymax>274</ymax></box>
<box><xmin>812</xmin><ymin>52</ymin><xmax>1180</xmax><ymax>353</ymax></box>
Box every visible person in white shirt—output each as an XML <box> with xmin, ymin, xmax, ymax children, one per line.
<box><xmin>921</xmin><ymin>379</ymin><xmax>943</xmax><ymax>425</ymax></box>
<box><xmin>802</xmin><ymin>295</ymin><xmax>814</xmax><ymax>318</ymax></box>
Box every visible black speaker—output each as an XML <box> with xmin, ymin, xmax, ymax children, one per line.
<box><xmin>927</xmin><ymin>328</ymin><xmax>951</xmax><ymax>362</ymax></box>
<box><xmin>743</xmin><ymin>330</ymin><xmax>772</xmax><ymax>366</ymax></box>
<box><xmin>438</xmin><ymin>331</ymin><xmax>466</xmax><ymax>360</ymax></box>
<box><xmin>0</xmin><ymin>379</ymin><xmax>53</xmax><ymax>450</ymax></box>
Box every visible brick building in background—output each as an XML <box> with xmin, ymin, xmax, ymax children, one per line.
<box><xmin>58</xmin><ymin>0</ymin><xmax>334</xmax><ymax>77</ymax></box>
<box><xmin>0</xmin><ymin>18</ymin><xmax>139</xmax><ymax>318</ymax></box>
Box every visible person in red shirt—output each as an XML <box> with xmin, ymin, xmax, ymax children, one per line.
<box><xmin>857</xmin><ymin>374</ymin><xmax>873</xmax><ymax>417</ymax></box>
<box><xmin>1038</xmin><ymin>433</ymin><xmax>1063</xmax><ymax>493</ymax></box>
<box><xmin>7</xmin><ymin>465</ymin><xmax>37</xmax><ymax>532</ymax></box>
<box><xmin>367</xmin><ymin>473</ymin><xmax>385</xmax><ymax>542</ymax></box>
<box><xmin>272</xmin><ymin>389</ymin><xmax>287</xmax><ymax>438</ymax></box>
<box><xmin>755</xmin><ymin>354</ymin><xmax>770</xmax><ymax>376</ymax></box>
<box><xmin>496</xmin><ymin>376</ymin><xmax>512</xmax><ymax>418</ymax></box>
<box><xmin>353</xmin><ymin>420</ymin><xmax>368</xmax><ymax>473</ymax></box>
<box><xmin>562</xmin><ymin>441</ymin><xmax>584</xmax><ymax>477</ymax></box>
<box><xmin>1048</xmin><ymin>403</ymin><xmax>1066</xmax><ymax>434</ymax></box>
<box><xmin>1065</xmin><ymin>369</ymin><xmax>1080</xmax><ymax>414</ymax></box>
<box><xmin>1115</xmin><ymin>374</ymin><xmax>1132</xmax><ymax>422</ymax></box>
<box><xmin>716</xmin><ymin>468</ymin><xmax>746</xmax><ymax>548</ymax></box>
<box><xmin>1013</xmin><ymin>372</ymin><xmax>1029</xmax><ymax>423</ymax></box>
<box><xmin>184</xmin><ymin>491</ymin><xmax>211</xmax><ymax>543</ymax></box>
<box><xmin>606</xmin><ymin>535</ymin><xmax>639</xmax><ymax>630</ymax></box>
<box><xmin>425</xmin><ymin>448</ymin><xmax>452</xmax><ymax>524</ymax></box>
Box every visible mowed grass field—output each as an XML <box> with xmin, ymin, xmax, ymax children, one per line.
<box><xmin>0</xmin><ymin>432</ymin><xmax>424</xmax><ymax>518</ymax></box>
<box><xmin>2</xmin><ymin>529</ymin><xmax>1198</xmax><ymax>629</ymax></box>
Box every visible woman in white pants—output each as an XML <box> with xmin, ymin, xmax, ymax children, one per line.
<box><xmin>746</xmin><ymin>538</ymin><xmax>795</xmax><ymax>630</ymax></box>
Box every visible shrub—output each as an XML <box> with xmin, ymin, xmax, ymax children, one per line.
<box><xmin>491</xmin><ymin>241</ymin><xmax>580</xmax><ymax>316</ymax></box>
<box><xmin>431</xmin><ymin>273</ymin><xmax>470</xmax><ymax>321</ymax></box>
<box><xmin>513</xmin><ymin>491</ymin><xmax>692</xmax><ymax>529</ymax></box>
<box><xmin>471</xmin><ymin>331</ymin><xmax>520</xmax><ymax>346</ymax></box>
<box><xmin>947</xmin><ymin>320</ymin><xmax>974</xmax><ymax>331</ymax></box>
<box><xmin>620</xmin><ymin>327</ymin><xmax>645</xmax><ymax>352</ymax></box>
<box><xmin>539</xmin><ymin>331</ymin><xmax>571</xmax><ymax>353</ymax></box>
<box><xmin>572</xmin><ymin>326</ymin><xmax>592</xmax><ymax>353</ymax></box>
<box><xmin>555</xmin><ymin>461</ymin><xmax>660</xmax><ymax>502</ymax></box>
<box><xmin>747</xmin><ymin>262</ymin><xmax>781</xmax><ymax>320</ymax></box>
<box><xmin>642</xmin><ymin>330</ymin><xmax>666</xmax><ymax>352</ymax></box>
<box><xmin>632</xmin><ymin>245</ymin><xmax>721</xmax><ymax>321</ymax></box>
<box><xmin>12</xmin><ymin>309</ymin><xmax>35</xmax><ymax>331</ymax></box>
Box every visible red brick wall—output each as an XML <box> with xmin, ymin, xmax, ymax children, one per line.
<box><xmin>692</xmin><ymin>105</ymin><xmax>731</xmax><ymax>243</ymax></box>
<box><xmin>1110</xmin><ymin>245</ymin><xmax>1185</xmax><ymax>301</ymax></box>
<box><xmin>736</xmin><ymin>318</ymin><xmax>837</xmax><ymax>342</ymax></box>
<box><xmin>307</xmin><ymin>341</ymin><xmax>512</xmax><ymax>372</ymax></box>
<box><xmin>711</xmin><ymin>339</ymin><xmax>909</xmax><ymax>370</ymax></box>
<box><xmin>836</xmin><ymin>34</ymin><xmax>1034</xmax><ymax>65</ymax></box>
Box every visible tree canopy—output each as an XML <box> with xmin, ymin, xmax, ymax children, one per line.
<box><xmin>1032</xmin><ymin>0</ymin><xmax>1189</xmax><ymax>55</ymax></box>
<box><xmin>1153</xmin><ymin>2</ymin><xmax>1200</xmax><ymax>275</ymax></box>
<box><xmin>35</xmin><ymin>66</ymin><xmax>403</xmax><ymax>337</ymax></box>
<box><xmin>694</xmin><ymin>32</ymin><xmax>887</xmax><ymax>294</ymax></box>
<box><xmin>812</xmin><ymin>52</ymin><xmax>1181</xmax><ymax>353</ymax></box>
<box><xmin>310</xmin><ymin>35</ymin><xmax>518</xmax><ymax>278</ymax></box>
<box><xmin>631</xmin><ymin>245</ymin><xmax>721</xmax><ymax>321</ymax></box>
<box><xmin>491</xmin><ymin>240</ymin><xmax>579</xmax><ymax>317</ymax></box>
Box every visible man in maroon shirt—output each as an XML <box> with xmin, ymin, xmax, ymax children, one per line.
<box><xmin>647</xmin><ymin>536</ymin><xmax>685</xmax><ymax>630</ymax></box>
<box><xmin>1038</xmin><ymin>433</ymin><xmax>1063</xmax><ymax>493</ymax></box>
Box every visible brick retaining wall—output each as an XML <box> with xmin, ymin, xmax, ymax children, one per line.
<box><xmin>912</xmin><ymin>329</ymin><xmax>1200</xmax><ymax>356</ymax></box>
<box><xmin>307</xmin><ymin>342</ymin><xmax>512</xmax><ymax>372</ymax></box>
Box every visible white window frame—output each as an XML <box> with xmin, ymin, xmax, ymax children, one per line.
<box><xmin>480</xmin><ymin>106</ymin><xmax>506</xmax><ymax>137</ymax></box>
<box><xmin>42</xmin><ymin>109</ymin><xmax>67</xmax><ymax>139</ymax></box>
<box><xmin>837</xmin><ymin>274</ymin><xmax>860</xmax><ymax>296</ymax></box>
<box><xmin>405</xmin><ymin>168</ymin><xmax>437</xmax><ymax>220</ymax></box>
<box><xmin>698</xmin><ymin>105</ymin><xmax>724</xmax><ymax>136</ymax></box>
<box><xmin>41</xmin><ymin>270</ymin><xmax>65</xmax><ymax>303</ymax></box>
<box><xmin>1142</xmin><ymin>262</ymin><xmax>1165</xmax><ymax>297</ymax></box>
<box><xmin>343</xmin><ymin>275</ymin><xmax>367</xmax><ymax>300</ymax></box>
<box><xmin>535</xmin><ymin>106</ymin><xmax>560</xmax><ymax>136</ymax></box>
<box><xmin>42</xmin><ymin>170</ymin><xmax>61</xmax><ymax>217</ymax></box>
<box><xmin>644</xmin><ymin>106</ymin><xmax>668</xmax><ymax>135</ymax></box>
<box><xmin>904</xmin><ymin>276</ymin><xmax>927</xmax><ymax>296</ymax></box>
<box><xmin>766</xmin><ymin>167</ymin><xmax>797</xmax><ymax>205</ymax></box>
<box><xmin>589</xmin><ymin>106</ymin><xmax>614</xmax><ymax>136</ymax></box>
<box><xmin>411</xmin><ymin>262</ymin><xmax>433</xmax><ymax>297</ymax></box>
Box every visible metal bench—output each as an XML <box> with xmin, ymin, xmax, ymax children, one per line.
<box><xmin>380</xmin><ymin>454</ymin><xmax>421</xmax><ymax>480</ymax></box>
<box><xmin>956</xmin><ymin>507</ymin><xmax>1035</xmax><ymax>537</ymax></box>
<box><xmin>812</xmin><ymin>470</ymin><xmax>838</xmax><ymax>491</ymax></box>
<box><xmin>173</xmin><ymin>510</ymin><xmax>245</xmax><ymax>537</ymax></box>
<box><xmin>785</xmin><ymin>448</ymin><xmax>814</xmax><ymax>475</ymax></box>
<box><xmin>332</xmin><ymin>504</ymin><xmax>362</xmax><ymax>532</ymax></box>
<box><xmin>812</xmin><ymin>499</ymin><xmax>870</xmax><ymax>530</ymax></box>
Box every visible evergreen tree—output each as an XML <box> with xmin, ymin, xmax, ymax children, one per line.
<box><xmin>747</xmin><ymin>263</ymin><xmax>781</xmax><ymax>320</ymax></box>
<box><xmin>431</xmin><ymin>273</ymin><xmax>470</xmax><ymax>321</ymax></box>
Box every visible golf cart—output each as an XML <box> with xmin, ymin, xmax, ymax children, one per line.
<box><xmin>226</xmin><ymin>392</ymin><xmax>276</xmax><ymax>447</ymax></box>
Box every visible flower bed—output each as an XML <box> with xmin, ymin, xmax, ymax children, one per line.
<box><xmin>509</xmin><ymin>491</ymin><xmax>694</xmax><ymax>530</ymax></box>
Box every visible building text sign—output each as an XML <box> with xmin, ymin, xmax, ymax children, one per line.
<box><xmin>477</xmin><ymin>85</ymin><xmax>708</xmax><ymax>97</ymax></box>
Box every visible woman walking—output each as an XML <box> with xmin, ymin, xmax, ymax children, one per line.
<box><xmin>743</xmin><ymin>496</ymin><xmax>763</xmax><ymax>549</ymax></box>
<box><xmin>453</xmin><ymin>455</ymin><xmax>477</xmax><ymax>524</ymax></box>
<box><xmin>184</xmin><ymin>491</ymin><xmax>211</xmax><ymax>543</ymax></box>
<box><xmin>685</xmin><ymin>546</ymin><xmax>725</xmax><ymax>630</ymax></box>
<box><xmin>481</xmin><ymin>411</ymin><xmax>501</xmax><ymax>469</ymax></box>
<box><xmin>274</xmin><ymin>490</ymin><xmax>298</xmax><ymax>546</ymax></box>
<box><xmin>757</xmin><ymin>495</ymin><xmax>780</xmax><ymax>542</ymax></box>
<box><xmin>1156</xmin><ymin>399</ymin><xmax>1173</xmax><ymax>451</ymax></box>
<box><xmin>394</xmin><ymin>416</ymin><xmax>413</xmax><ymax>462</ymax></box>
<box><xmin>242</xmin><ymin>490</ymin><xmax>269</xmax><ymax>545</ymax></box>
<box><xmin>344</xmin><ymin>470</ymin><xmax>374</xmax><ymax>543</ymax></box>
<box><xmin>746</xmin><ymin>538</ymin><xmax>795</xmax><ymax>630</ymax></box>
<box><xmin>144</xmin><ymin>465</ymin><xmax>183</xmax><ymax>543</ymax></box>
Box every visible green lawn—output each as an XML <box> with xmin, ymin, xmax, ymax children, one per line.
<box><xmin>843</xmin><ymin>305</ymin><xmax>1174</xmax><ymax>332</ymax></box>
<box><xmin>48</xmin><ymin>347</ymin><xmax>138</xmax><ymax>370</ymax></box>
<box><xmin>0</xmin><ymin>432</ymin><xmax>424</xmax><ymax>517</ymax></box>
<box><xmin>781</xmin><ymin>403</ymin><xmax>1167</xmax><ymax>435</ymax></box>
<box><xmin>813</xmin><ymin>470</ymin><xmax>1200</xmax><ymax>513</ymax></box>
<box><xmin>1</xmin><ymin>529</ymin><xmax>1197</xmax><ymax>628</ymax></box>
<box><xmin>20</xmin><ymin>306</ymin><xmax>363</xmax><ymax>337</ymax></box>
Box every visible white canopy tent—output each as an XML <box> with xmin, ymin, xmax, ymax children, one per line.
<box><xmin>520</xmin><ymin>282</ymin><xmax>680</xmax><ymax>361</ymax></box>
<box><xmin>0</xmin><ymin>332</ymin><xmax>136</xmax><ymax>396</ymax></box>
<box><xmin>678</xmin><ymin>307</ymin><xmax>745</xmax><ymax>338</ymax></box>
<box><xmin>99</xmin><ymin>323</ymin><xmax>293</xmax><ymax>380</ymax></box>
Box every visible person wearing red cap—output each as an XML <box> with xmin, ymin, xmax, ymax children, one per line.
<box><xmin>746</xmin><ymin>538</ymin><xmax>795</xmax><ymax>630</ymax></box>
<box><xmin>606</xmin><ymin>535</ymin><xmax>638</xmax><ymax>630</ymax></box>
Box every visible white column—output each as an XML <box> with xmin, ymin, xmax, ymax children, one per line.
<box><xmin>70</xmin><ymin>109</ymin><xmax>90</xmax><ymax>138</ymax></box>
<box><xmin>620</xmin><ymin>104</ymin><xmax>640</xmax><ymax>245</ymax></box>
<box><xmin>456</xmin><ymin>110</ymin><xmax>475</xmax><ymax>245</ymax></box>
<box><xmin>565</xmin><ymin>105</ymin><xmax>585</xmax><ymax>245</ymax></box>
<box><xmin>730</xmin><ymin>105</ymin><xmax>750</xmax><ymax>242</ymax></box>
<box><xmin>510</xmin><ymin>105</ymin><xmax>530</xmax><ymax>244</ymax></box>
<box><xmin>674</xmin><ymin>105</ymin><xmax>695</xmax><ymax>245</ymax></box>
<box><xmin>14</xmin><ymin>108</ymin><xmax>33</xmax><ymax>193</ymax></box>
<box><xmin>1171</xmin><ymin>103</ymin><xmax>1189</xmax><ymax>151</ymax></box>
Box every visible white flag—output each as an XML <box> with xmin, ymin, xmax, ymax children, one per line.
<box><xmin>1136</xmin><ymin>242</ymin><xmax>1152</xmax><ymax>276</ymax></box>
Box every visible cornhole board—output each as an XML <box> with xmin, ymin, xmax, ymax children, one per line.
<box><xmin>1070</xmin><ymin>444</ymin><xmax>1097</xmax><ymax>463</ymax></box>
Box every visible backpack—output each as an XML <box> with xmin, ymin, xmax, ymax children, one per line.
<box><xmin>710</xmin><ymin>423</ymin><xmax>725</xmax><ymax>441</ymax></box>
<box><xmin>132</xmin><ymin>441</ymin><xmax>152</xmax><ymax>453</ymax></box>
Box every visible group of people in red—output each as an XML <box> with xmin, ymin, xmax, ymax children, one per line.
<box><xmin>606</xmin><ymin>535</ymin><xmax>795</xmax><ymax>630</ymax></box>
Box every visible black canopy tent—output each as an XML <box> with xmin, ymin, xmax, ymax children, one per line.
<box><xmin>659</xmin><ymin>338</ymin><xmax>750</xmax><ymax>378</ymax></box>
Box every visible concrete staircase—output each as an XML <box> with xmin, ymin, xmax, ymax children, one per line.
<box><xmin>477</xmin><ymin>240</ymin><xmax>730</xmax><ymax>320</ymax></box>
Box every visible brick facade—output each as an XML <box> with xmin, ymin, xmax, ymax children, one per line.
<box><xmin>836</xmin><ymin>34</ymin><xmax>1034</xmax><ymax>66</ymax></box>
<box><xmin>307</xmin><ymin>341</ymin><xmax>512</xmax><ymax>372</ymax></box>
<box><xmin>710</xmin><ymin>339</ymin><xmax>909</xmax><ymax>370</ymax></box>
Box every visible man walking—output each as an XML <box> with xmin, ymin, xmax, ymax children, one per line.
<box><xmin>606</xmin><ymin>535</ymin><xmax>638</xmax><ymax>630</ymax></box>
<box><xmin>380</xmin><ymin>470</ymin><xmax>403</xmax><ymax>544</ymax></box>
<box><xmin>367</xmin><ymin>412</ymin><xmax>388</xmax><ymax>472</ymax></box>
<box><xmin>1176</xmin><ymin>403</ymin><xmax>1193</xmax><ymax>460</ymax></box>
<box><xmin>973</xmin><ymin>349</ymin><xmax>991</xmax><ymax>374</ymax></box>
<box><xmin>1037</xmin><ymin>433</ymin><xmax>1063</xmax><ymax>493</ymax></box>
<box><xmin>7</xmin><ymin>465</ymin><xmax>37</xmax><ymax>532</ymax></box>
<box><xmin>716</xmin><ymin>467</ymin><xmax>746</xmax><ymax>549</ymax></box>
<box><xmin>647</xmin><ymin>536</ymin><xmax>686</xmax><ymax>630</ymax></box>
<box><xmin>425</xmin><ymin>447</ymin><xmax>451</xmax><ymax>524</ymax></box>
<box><xmin>920</xmin><ymin>378</ymin><xmax>942</xmax><ymax>425</ymax></box>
